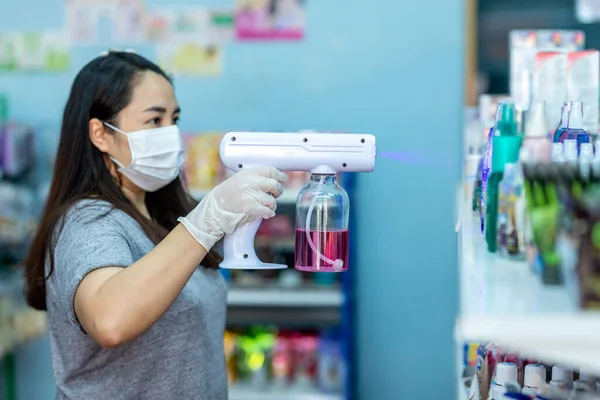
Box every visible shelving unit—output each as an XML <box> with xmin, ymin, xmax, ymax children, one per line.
<box><xmin>226</xmin><ymin>286</ymin><xmax>344</xmax><ymax>327</ymax></box>
<box><xmin>200</xmin><ymin>172</ymin><xmax>355</xmax><ymax>400</ymax></box>
<box><xmin>227</xmin><ymin>287</ymin><xmax>344</xmax><ymax>308</ymax></box>
<box><xmin>454</xmin><ymin>190</ymin><xmax>600</xmax><ymax>376</ymax></box>
<box><xmin>229</xmin><ymin>386</ymin><xmax>342</xmax><ymax>400</ymax></box>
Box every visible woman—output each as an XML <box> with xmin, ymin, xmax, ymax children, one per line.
<box><xmin>24</xmin><ymin>51</ymin><xmax>288</xmax><ymax>399</ymax></box>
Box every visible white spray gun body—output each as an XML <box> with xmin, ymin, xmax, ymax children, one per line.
<box><xmin>219</xmin><ymin>131</ymin><xmax>376</xmax><ymax>270</ymax></box>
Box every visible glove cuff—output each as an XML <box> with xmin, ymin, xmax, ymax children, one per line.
<box><xmin>177</xmin><ymin>216</ymin><xmax>222</xmax><ymax>252</ymax></box>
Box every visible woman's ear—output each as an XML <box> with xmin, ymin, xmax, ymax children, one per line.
<box><xmin>89</xmin><ymin>118</ymin><xmax>111</xmax><ymax>153</ymax></box>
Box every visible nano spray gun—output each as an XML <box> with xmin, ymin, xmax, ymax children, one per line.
<box><xmin>219</xmin><ymin>132</ymin><xmax>376</xmax><ymax>272</ymax></box>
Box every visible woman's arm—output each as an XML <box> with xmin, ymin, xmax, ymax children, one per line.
<box><xmin>75</xmin><ymin>166</ymin><xmax>287</xmax><ymax>349</ymax></box>
<box><xmin>74</xmin><ymin>224</ymin><xmax>206</xmax><ymax>348</ymax></box>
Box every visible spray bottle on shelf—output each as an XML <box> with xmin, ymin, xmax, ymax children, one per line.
<box><xmin>553</xmin><ymin>101</ymin><xmax>575</xmax><ymax>142</ymax></box>
<box><xmin>481</xmin><ymin>100</ymin><xmax>512</xmax><ymax>233</ymax></box>
<box><xmin>554</xmin><ymin>101</ymin><xmax>590</xmax><ymax>153</ymax></box>
<box><xmin>523</xmin><ymin>101</ymin><xmax>552</xmax><ymax>162</ymax></box>
<box><xmin>486</xmin><ymin>103</ymin><xmax>523</xmax><ymax>253</ymax></box>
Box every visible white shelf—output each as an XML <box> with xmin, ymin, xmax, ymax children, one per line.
<box><xmin>229</xmin><ymin>386</ymin><xmax>341</xmax><ymax>400</ymax></box>
<box><xmin>227</xmin><ymin>287</ymin><xmax>344</xmax><ymax>307</ymax></box>
<box><xmin>190</xmin><ymin>188</ymin><xmax>300</xmax><ymax>205</ymax></box>
<box><xmin>454</xmin><ymin>196</ymin><xmax>600</xmax><ymax>372</ymax></box>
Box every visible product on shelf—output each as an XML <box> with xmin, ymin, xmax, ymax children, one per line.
<box><xmin>0</xmin><ymin>183</ymin><xmax>38</xmax><ymax>266</ymax></box>
<box><xmin>553</xmin><ymin>101</ymin><xmax>590</xmax><ymax>152</ymax></box>
<box><xmin>0</xmin><ymin>122</ymin><xmax>36</xmax><ymax>180</ymax></box>
<box><xmin>480</xmin><ymin>99</ymin><xmax>509</xmax><ymax>232</ymax></box>
<box><xmin>509</xmin><ymin>30</ymin><xmax>585</xmax><ymax>112</ymax></box>
<box><xmin>567</xmin><ymin>50</ymin><xmax>599</xmax><ymax>136</ymax></box>
<box><xmin>486</xmin><ymin>102</ymin><xmax>522</xmax><ymax>253</ymax></box>
<box><xmin>523</xmin><ymin>101</ymin><xmax>552</xmax><ymax>163</ymax></box>
<box><xmin>224</xmin><ymin>327</ymin><xmax>346</xmax><ymax>396</ymax></box>
<box><xmin>533</xmin><ymin>52</ymin><xmax>567</xmax><ymax>130</ymax></box>
<box><xmin>0</xmin><ymin>271</ymin><xmax>48</xmax><ymax>358</ymax></box>
<box><xmin>497</xmin><ymin>162</ymin><xmax>526</xmax><ymax>259</ymax></box>
<box><xmin>182</xmin><ymin>132</ymin><xmax>224</xmax><ymax>191</ymax></box>
<box><xmin>465</xmin><ymin>343</ymin><xmax>600</xmax><ymax>399</ymax></box>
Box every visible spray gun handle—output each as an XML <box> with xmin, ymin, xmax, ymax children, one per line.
<box><xmin>219</xmin><ymin>218</ymin><xmax>288</xmax><ymax>270</ymax></box>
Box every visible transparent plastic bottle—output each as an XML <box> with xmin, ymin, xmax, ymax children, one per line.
<box><xmin>295</xmin><ymin>173</ymin><xmax>349</xmax><ymax>272</ymax></box>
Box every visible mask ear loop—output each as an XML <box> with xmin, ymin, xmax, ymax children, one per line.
<box><xmin>305</xmin><ymin>174</ymin><xmax>344</xmax><ymax>271</ymax></box>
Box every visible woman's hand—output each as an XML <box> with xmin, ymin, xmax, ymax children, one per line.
<box><xmin>178</xmin><ymin>166</ymin><xmax>289</xmax><ymax>251</ymax></box>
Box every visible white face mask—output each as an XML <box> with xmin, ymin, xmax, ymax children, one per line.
<box><xmin>103</xmin><ymin>121</ymin><xmax>185</xmax><ymax>192</ymax></box>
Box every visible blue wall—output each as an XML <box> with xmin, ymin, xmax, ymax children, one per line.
<box><xmin>0</xmin><ymin>0</ymin><xmax>464</xmax><ymax>398</ymax></box>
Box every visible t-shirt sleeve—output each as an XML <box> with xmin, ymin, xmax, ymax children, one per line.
<box><xmin>51</xmin><ymin>202</ymin><xmax>134</xmax><ymax>326</ymax></box>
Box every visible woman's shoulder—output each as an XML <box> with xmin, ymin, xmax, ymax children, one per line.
<box><xmin>62</xmin><ymin>198</ymin><xmax>128</xmax><ymax>227</ymax></box>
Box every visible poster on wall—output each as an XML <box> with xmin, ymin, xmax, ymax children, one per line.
<box><xmin>144</xmin><ymin>7</ymin><xmax>234</xmax><ymax>44</ymax></box>
<box><xmin>235</xmin><ymin>0</ymin><xmax>305</xmax><ymax>41</ymax></box>
<box><xmin>65</xmin><ymin>0</ymin><xmax>144</xmax><ymax>45</ymax></box>
<box><xmin>145</xmin><ymin>7</ymin><xmax>211</xmax><ymax>43</ymax></box>
<box><xmin>0</xmin><ymin>31</ymin><xmax>69</xmax><ymax>72</ymax></box>
<box><xmin>210</xmin><ymin>10</ymin><xmax>236</xmax><ymax>43</ymax></box>
<box><xmin>156</xmin><ymin>42</ymin><xmax>223</xmax><ymax>77</ymax></box>
<box><xmin>576</xmin><ymin>0</ymin><xmax>600</xmax><ymax>23</ymax></box>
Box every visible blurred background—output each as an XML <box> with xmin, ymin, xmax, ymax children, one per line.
<box><xmin>0</xmin><ymin>0</ymin><xmax>467</xmax><ymax>399</ymax></box>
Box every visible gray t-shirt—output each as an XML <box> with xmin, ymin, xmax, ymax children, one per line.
<box><xmin>45</xmin><ymin>199</ymin><xmax>228</xmax><ymax>400</ymax></box>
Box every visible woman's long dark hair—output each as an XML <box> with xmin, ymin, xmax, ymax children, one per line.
<box><xmin>24</xmin><ymin>51</ymin><xmax>222</xmax><ymax>311</ymax></box>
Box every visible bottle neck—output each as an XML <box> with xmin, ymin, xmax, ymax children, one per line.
<box><xmin>310</xmin><ymin>174</ymin><xmax>337</xmax><ymax>184</ymax></box>
<box><xmin>568</xmin><ymin>113</ymin><xmax>584</xmax><ymax>130</ymax></box>
<box><xmin>559</xmin><ymin>109</ymin><xmax>570</xmax><ymax>129</ymax></box>
<box><xmin>310</xmin><ymin>173</ymin><xmax>337</xmax><ymax>184</ymax></box>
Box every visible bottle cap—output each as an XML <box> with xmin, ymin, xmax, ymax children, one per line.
<box><xmin>496</xmin><ymin>362</ymin><xmax>519</xmax><ymax>386</ymax></box>
<box><xmin>572</xmin><ymin>379</ymin><xmax>592</xmax><ymax>392</ymax></box>
<box><xmin>524</xmin><ymin>364</ymin><xmax>546</xmax><ymax>389</ymax></box>
<box><xmin>557</xmin><ymin>101</ymin><xmax>575</xmax><ymax>131</ymax></box>
<box><xmin>580</xmin><ymin>143</ymin><xmax>594</xmax><ymax>162</ymax></box>
<box><xmin>552</xmin><ymin>142</ymin><xmax>564</xmax><ymax>162</ymax></box>
<box><xmin>498</xmin><ymin>102</ymin><xmax>517</xmax><ymax>136</ymax></box>
<box><xmin>578</xmin><ymin>368</ymin><xmax>598</xmax><ymax>384</ymax></box>
<box><xmin>526</xmin><ymin>101</ymin><xmax>548</xmax><ymax>138</ymax></box>
<box><xmin>567</xmin><ymin>101</ymin><xmax>584</xmax><ymax>130</ymax></box>
<box><xmin>552</xmin><ymin>364</ymin><xmax>573</xmax><ymax>384</ymax></box>
<box><xmin>563</xmin><ymin>140</ymin><xmax>578</xmax><ymax>162</ymax></box>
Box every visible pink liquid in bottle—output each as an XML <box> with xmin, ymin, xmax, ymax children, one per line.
<box><xmin>294</xmin><ymin>229</ymin><xmax>349</xmax><ymax>272</ymax></box>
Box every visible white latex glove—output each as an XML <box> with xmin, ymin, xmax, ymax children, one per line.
<box><xmin>178</xmin><ymin>166</ymin><xmax>289</xmax><ymax>251</ymax></box>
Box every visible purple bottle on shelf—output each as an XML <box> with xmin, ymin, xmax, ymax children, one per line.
<box><xmin>481</xmin><ymin>100</ymin><xmax>513</xmax><ymax>233</ymax></box>
<box><xmin>553</xmin><ymin>101</ymin><xmax>574</xmax><ymax>142</ymax></box>
<box><xmin>555</xmin><ymin>101</ymin><xmax>590</xmax><ymax>153</ymax></box>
